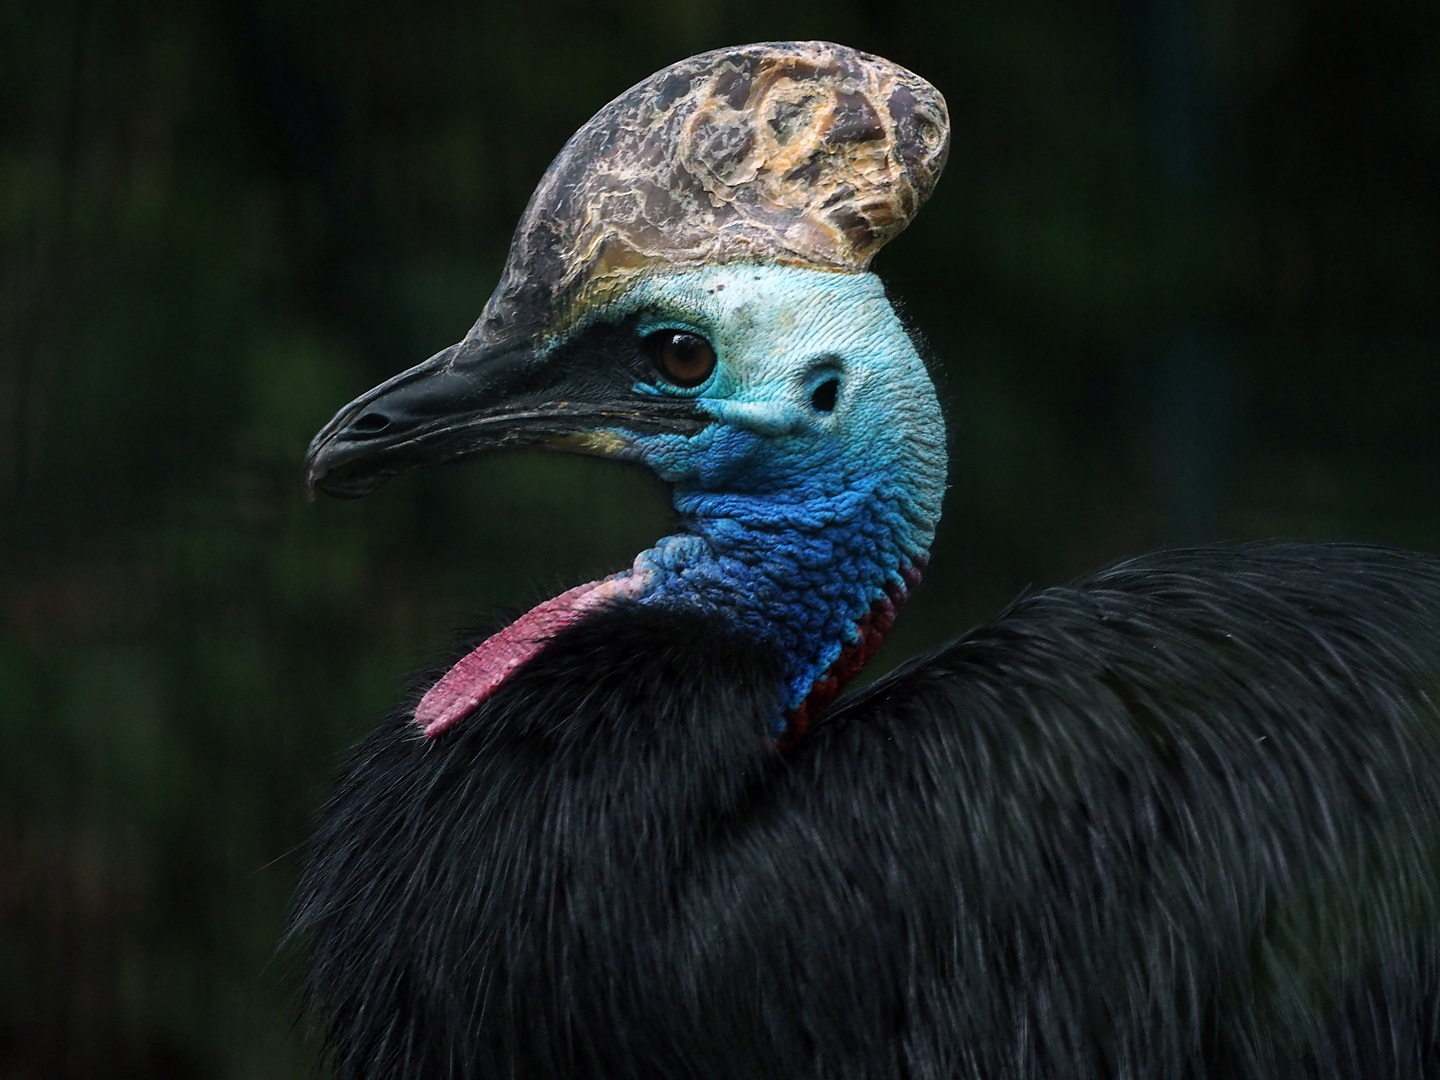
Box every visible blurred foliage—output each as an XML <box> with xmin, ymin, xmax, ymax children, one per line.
<box><xmin>1</xmin><ymin>0</ymin><xmax>1438</xmax><ymax>1075</ymax></box>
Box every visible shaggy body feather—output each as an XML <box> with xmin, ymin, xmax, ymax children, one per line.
<box><xmin>294</xmin><ymin>542</ymin><xmax>1440</xmax><ymax>1078</ymax></box>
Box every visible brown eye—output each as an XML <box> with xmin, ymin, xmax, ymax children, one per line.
<box><xmin>644</xmin><ymin>330</ymin><xmax>716</xmax><ymax>388</ymax></box>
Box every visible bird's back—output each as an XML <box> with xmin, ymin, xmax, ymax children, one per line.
<box><xmin>781</xmin><ymin>540</ymin><xmax>1440</xmax><ymax>1078</ymax></box>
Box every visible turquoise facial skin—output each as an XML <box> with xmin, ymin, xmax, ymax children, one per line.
<box><xmin>574</xmin><ymin>264</ymin><xmax>948</xmax><ymax>731</ymax></box>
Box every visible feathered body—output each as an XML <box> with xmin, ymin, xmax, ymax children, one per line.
<box><xmin>295</xmin><ymin>543</ymin><xmax>1440</xmax><ymax>1078</ymax></box>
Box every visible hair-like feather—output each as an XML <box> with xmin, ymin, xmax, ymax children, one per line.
<box><xmin>292</xmin><ymin>541</ymin><xmax>1440</xmax><ymax>1079</ymax></box>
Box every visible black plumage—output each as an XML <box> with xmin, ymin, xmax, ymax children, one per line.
<box><xmin>292</xmin><ymin>542</ymin><xmax>1440</xmax><ymax>1078</ymax></box>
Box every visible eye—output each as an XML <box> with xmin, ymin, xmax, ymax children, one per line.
<box><xmin>644</xmin><ymin>330</ymin><xmax>716</xmax><ymax>388</ymax></box>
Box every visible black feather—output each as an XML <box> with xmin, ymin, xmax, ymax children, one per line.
<box><xmin>291</xmin><ymin>541</ymin><xmax>1440</xmax><ymax>1078</ymax></box>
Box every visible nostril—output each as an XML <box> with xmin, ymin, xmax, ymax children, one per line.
<box><xmin>351</xmin><ymin>411</ymin><xmax>391</xmax><ymax>434</ymax></box>
<box><xmin>810</xmin><ymin>378</ymin><xmax>840</xmax><ymax>413</ymax></box>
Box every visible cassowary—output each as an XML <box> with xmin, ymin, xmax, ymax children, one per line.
<box><xmin>295</xmin><ymin>42</ymin><xmax>1440</xmax><ymax>1079</ymax></box>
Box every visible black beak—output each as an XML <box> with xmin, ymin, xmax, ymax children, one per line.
<box><xmin>304</xmin><ymin>332</ymin><xmax>708</xmax><ymax>499</ymax></box>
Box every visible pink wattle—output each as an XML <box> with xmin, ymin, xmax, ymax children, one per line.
<box><xmin>415</xmin><ymin>572</ymin><xmax>650</xmax><ymax>737</ymax></box>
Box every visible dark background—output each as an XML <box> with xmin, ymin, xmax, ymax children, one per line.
<box><xmin>3</xmin><ymin>0</ymin><xmax>1438</xmax><ymax>1075</ymax></box>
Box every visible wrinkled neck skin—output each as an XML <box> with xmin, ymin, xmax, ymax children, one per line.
<box><xmin>602</xmin><ymin>266</ymin><xmax>947</xmax><ymax>739</ymax></box>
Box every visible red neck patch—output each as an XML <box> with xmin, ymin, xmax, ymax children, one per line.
<box><xmin>415</xmin><ymin>572</ymin><xmax>651</xmax><ymax>737</ymax></box>
<box><xmin>779</xmin><ymin>564</ymin><xmax>922</xmax><ymax>749</ymax></box>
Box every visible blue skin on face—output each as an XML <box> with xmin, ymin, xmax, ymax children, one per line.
<box><xmin>570</xmin><ymin>264</ymin><xmax>948</xmax><ymax>731</ymax></box>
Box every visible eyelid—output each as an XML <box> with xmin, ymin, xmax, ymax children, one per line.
<box><xmin>803</xmin><ymin>356</ymin><xmax>845</xmax><ymax>387</ymax></box>
<box><xmin>634</xmin><ymin>313</ymin><xmax>710</xmax><ymax>340</ymax></box>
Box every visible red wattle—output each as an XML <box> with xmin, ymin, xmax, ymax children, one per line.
<box><xmin>415</xmin><ymin>572</ymin><xmax>650</xmax><ymax>737</ymax></box>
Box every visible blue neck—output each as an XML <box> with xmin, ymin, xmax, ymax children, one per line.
<box><xmin>629</xmin><ymin>425</ymin><xmax>935</xmax><ymax>738</ymax></box>
<box><xmin>589</xmin><ymin>266</ymin><xmax>947</xmax><ymax>739</ymax></box>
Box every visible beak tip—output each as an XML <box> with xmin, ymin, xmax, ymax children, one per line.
<box><xmin>299</xmin><ymin>446</ymin><xmax>389</xmax><ymax>500</ymax></box>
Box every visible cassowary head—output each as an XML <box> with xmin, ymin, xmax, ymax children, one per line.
<box><xmin>304</xmin><ymin>42</ymin><xmax>951</xmax><ymax>742</ymax></box>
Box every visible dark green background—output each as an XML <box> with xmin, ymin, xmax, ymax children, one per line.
<box><xmin>3</xmin><ymin>0</ymin><xmax>1438</xmax><ymax>1075</ymax></box>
